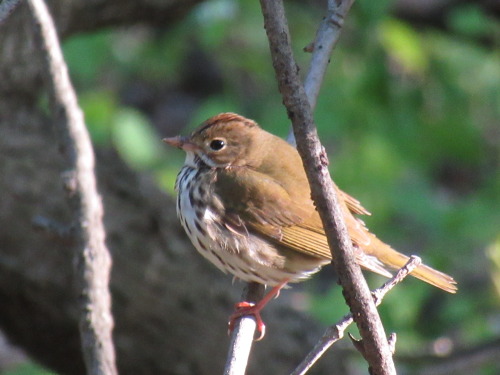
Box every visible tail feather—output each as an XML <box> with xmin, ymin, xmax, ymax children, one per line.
<box><xmin>365</xmin><ymin>235</ymin><xmax>457</xmax><ymax>294</ymax></box>
<box><xmin>409</xmin><ymin>263</ymin><xmax>457</xmax><ymax>293</ymax></box>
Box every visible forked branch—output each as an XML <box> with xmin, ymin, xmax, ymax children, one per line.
<box><xmin>260</xmin><ymin>0</ymin><xmax>397</xmax><ymax>374</ymax></box>
<box><xmin>292</xmin><ymin>256</ymin><xmax>422</xmax><ymax>375</ymax></box>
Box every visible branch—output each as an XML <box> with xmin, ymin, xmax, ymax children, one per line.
<box><xmin>304</xmin><ymin>0</ymin><xmax>355</xmax><ymax>110</ymax></box>
<box><xmin>26</xmin><ymin>1</ymin><xmax>117</xmax><ymax>374</ymax></box>
<box><xmin>224</xmin><ymin>283</ymin><xmax>265</xmax><ymax>375</ymax></box>
<box><xmin>292</xmin><ymin>256</ymin><xmax>422</xmax><ymax>375</ymax></box>
<box><xmin>225</xmin><ymin>2</ymin><xmax>357</xmax><ymax>370</ymax></box>
<box><xmin>259</xmin><ymin>1</ymin><xmax>397</xmax><ymax>374</ymax></box>
<box><xmin>288</xmin><ymin>0</ymin><xmax>355</xmax><ymax>144</ymax></box>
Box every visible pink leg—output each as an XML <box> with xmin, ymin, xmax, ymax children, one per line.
<box><xmin>228</xmin><ymin>279</ymin><xmax>289</xmax><ymax>341</ymax></box>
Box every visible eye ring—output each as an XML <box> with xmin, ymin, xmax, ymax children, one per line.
<box><xmin>209</xmin><ymin>139</ymin><xmax>226</xmax><ymax>151</ymax></box>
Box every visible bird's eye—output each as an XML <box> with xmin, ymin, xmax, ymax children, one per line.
<box><xmin>209</xmin><ymin>139</ymin><xmax>226</xmax><ymax>151</ymax></box>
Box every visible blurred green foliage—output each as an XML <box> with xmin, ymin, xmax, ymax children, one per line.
<box><xmin>2</xmin><ymin>363</ymin><xmax>56</xmax><ymax>375</ymax></box>
<box><xmin>48</xmin><ymin>0</ymin><xmax>500</xmax><ymax>373</ymax></box>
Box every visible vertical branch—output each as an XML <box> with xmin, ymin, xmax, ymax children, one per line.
<box><xmin>288</xmin><ymin>0</ymin><xmax>355</xmax><ymax>144</ymax></box>
<box><xmin>26</xmin><ymin>1</ymin><xmax>117</xmax><ymax>375</ymax></box>
<box><xmin>304</xmin><ymin>0</ymin><xmax>355</xmax><ymax>110</ymax></box>
<box><xmin>224</xmin><ymin>283</ymin><xmax>265</xmax><ymax>375</ymax></box>
<box><xmin>224</xmin><ymin>1</ymin><xmax>359</xmax><ymax>372</ymax></box>
<box><xmin>259</xmin><ymin>1</ymin><xmax>396</xmax><ymax>374</ymax></box>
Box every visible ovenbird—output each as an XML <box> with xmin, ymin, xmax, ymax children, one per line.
<box><xmin>164</xmin><ymin>113</ymin><xmax>456</xmax><ymax>336</ymax></box>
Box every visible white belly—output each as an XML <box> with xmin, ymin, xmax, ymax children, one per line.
<box><xmin>175</xmin><ymin>165</ymin><xmax>323</xmax><ymax>286</ymax></box>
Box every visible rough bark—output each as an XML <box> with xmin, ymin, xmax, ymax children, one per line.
<box><xmin>260</xmin><ymin>1</ymin><xmax>396</xmax><ymax>374</ymax></box>
<box><xmin>0</xmin><ymin>1</ymin><xmax>348</xmax><ymax>374</ymax></box>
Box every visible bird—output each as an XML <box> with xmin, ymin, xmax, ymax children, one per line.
<box><xmin>163</xmin><ymin>112</ymin><xmax>457</xmax><ymax>338</ymax></box>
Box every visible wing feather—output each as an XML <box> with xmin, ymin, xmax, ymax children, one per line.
<box><xmin>214</xmin><ymin>168</ymin><xmax>394</xmax><ymax>277</ymax></box>
<box><xmin>339</xmin><ymin>190</ymin><xmax>371</xmax><ymax>216</ymax></box>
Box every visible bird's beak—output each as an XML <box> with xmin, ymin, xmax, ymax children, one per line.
<box><xmin>162</xmin><ymin>136</ymin><xmax>199</xmax><ymax>152</ymax></box>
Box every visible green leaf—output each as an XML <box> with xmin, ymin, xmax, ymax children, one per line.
<box><xmin>112</xmin><ymin>109</ymin><xmax>163</xmax><ymax>169</ymax></box>
<box><xmin>63</xmin><ymin>31</ymin><xmax>113</xmax><ymax>85</ymax></box>
<box><xmin>448</xmin><ymin>4</ymin><xmax>495</xmax><ymax>37</ymax></box>
<box><xmin>80</xmin><ymin>90</ymin><xmax>117</xmax><ymax>145</ymax></box>
<box><xmin>379</xmin><ymin>18</ymin><xmax>428</xmax><ymax>74</ymax></box>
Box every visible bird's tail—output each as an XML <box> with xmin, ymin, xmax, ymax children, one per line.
<box><xmin>365</xmin><ymin>235</ymin><xmax>457</xmax><ymax>294</ymax></box>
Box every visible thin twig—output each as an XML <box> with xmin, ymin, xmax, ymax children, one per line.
<box><xmin>259</xmin><ymin>1</ymin><xmax>396</xmax><ymax>374</ymax></box>
<box><xmin>288</xmin><ymin>0</ymin><xmax>355</xmax><ymax>144</ymax></box>
<box><xmin>224</xmin><ymin>283</ymin><xmax>265</xmax><ymax>375</ymax></box>
<box><xmin>26</xmin><ymin>1</ymin><xmax>117</xmax><ymax>374</ymax></box>
<box><xmin>291</xmin><ymin>256</ymin><xmax>422</xmax><ymax>375</ymax></box>
<box><xmin>304</xmin><ymin>0</ymin><xmax>355</xmax><ymax>110</ymax></box>
<box><xmin>371</xmin><ymin>256</ymin><xmax>421</xmax><ymax>304</ymax></box>
<box><xmin>304</xmin><ymin>0</ymin><xmax>354</xmax><ymax>110</ymax></box>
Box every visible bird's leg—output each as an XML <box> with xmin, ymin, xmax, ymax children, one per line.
<box><xmin>228</xmin><ymin>279</ymin><xmax>289</xmax><ymax>340</ymax></box>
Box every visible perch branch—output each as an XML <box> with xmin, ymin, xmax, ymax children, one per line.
<box><xmin>259</xmin><ymin>0</ymin><xmax>396</xmax><ymax>374</ymax></box>
<box><xmin>26</xmin><ymin>1</ymin><xmax>117</xmax><ymax>374</ymax></box>
<box><xmin>291</xmin><ymin>256</ymin><xmax>422</xmax><ymax>375</ymax></box>
<box><xmin>224</xmin><ymin>1</ymin><xmax>357</xmax><ymax>371</ymax></box>
<box><xmin>224</xmin><ymin>283</ymin><xmax>265</xmax><ymax>375</ymax></box>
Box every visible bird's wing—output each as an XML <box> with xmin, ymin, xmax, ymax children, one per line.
<box><xmin>214</xmin><ymin>168</ymin><xmax>393</xmax><ymax>277</ymax></box>
<box><xmin>214</xmin><ymin>168</ymin><xmax>309</xmax><ymax>229</ymax></box>
<box><xmin>339</xmin><ymin>190</ymin><xmax>371</xmax><ymax>216</ymax></box>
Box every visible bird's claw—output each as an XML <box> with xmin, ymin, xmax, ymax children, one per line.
<box><xmin>228</xmin><ymin>301</ymin><xmax>266</xmax><ymax>341</ymax></box>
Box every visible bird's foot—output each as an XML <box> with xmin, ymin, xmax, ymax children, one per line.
<box><xmin>228</xmin><ymin>301</ymin><xmax>266</xmax><ymax>341</ymax></box>
<box><xmin>227</xmin><ymin>280</ymin><xmax>289</xmax><ymax>340</ymax></box>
